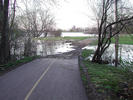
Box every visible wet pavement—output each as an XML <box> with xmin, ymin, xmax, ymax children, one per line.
<box><xmin>0</xmin><ymin>58</ymin><xmax>88</xmax><ymax>100</ymax></box>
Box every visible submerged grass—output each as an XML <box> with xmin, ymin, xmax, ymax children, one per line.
<box><xmin>81</xmin><ymin>49</ymin><xmax>94</xmax><ymax>58</ymax></box>
<box><xmin>81</xmin><ymin>49</ymin><xmax>133</xmax><ymax>99</ymax></box>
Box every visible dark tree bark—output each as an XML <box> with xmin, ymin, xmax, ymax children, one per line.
<box><xmin>92</xmin><ymin>0</ymin><xmax>112</xmax><ymax>63</ymax></box>
<box><xmin>0</xmin><ymin>0</ymin><xmax>3</xmax><ymax>35</ymax></box>
<box><xmin>114</xmin><ymin>0</ymin><xmax>119</xmax><ymax>67</ymax></box>
<box><xmin>0</xmin><ymin>0</ymin><xmax>10</xmax><ymax>64</ymax></box>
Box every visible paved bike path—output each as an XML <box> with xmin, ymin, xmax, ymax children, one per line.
<box><xmin>0</xmin><ymin>58</ymin><xmax>88</xmax><ymax>100</ymax></box>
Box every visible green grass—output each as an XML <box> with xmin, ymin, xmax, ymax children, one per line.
<box><xmin>83</xmin><ymin>61</ymin><xmax>130</xmax><ymax>92</ymax></box>
<box><xmin>111</xmin><ymin>35</ymin><xmax>133</xmax><ymax>45</ymax></box>
<box><xmin>0</xmin><ymin>56</ymin><xmax>39</xmax><ymax>70</ymax></box>
<box><xmin>81</xmin><ymin>50</ymin><xmax>133</xmax><ymax>99</ymax></box>
<box><xmin>35</xmin><ymin>37</ymin><xmax>89</xmax><ymax>41</ymax></box>
<box><xmin>81</xmin><ymin>49</ymin><xmax>94</xmax><ymax>58</ymax></box>
<box><xmin>92</xmin><ymin>35</ymin><xmax>133</xmax><ymax>45</ymax></box>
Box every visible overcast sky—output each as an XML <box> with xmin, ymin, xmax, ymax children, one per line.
<box><xmin>51</xmin><ymin>0</ymin><xmax>96</xmax><ymax>30</ymax></box>
<box><xmin>51</xmin><ymin>0</ymin><xmax>133</xmax><ymax>30</ymax></box>
<box><xmin>18</xmin><ymin>0</ymin><xmax>133</xmax><ymax>30</ymax></box>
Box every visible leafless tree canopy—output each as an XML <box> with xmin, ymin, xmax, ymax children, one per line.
<box><xmin>18</xmin><ymin>10</ymin><xmax>55</xmax><ymax>38</ymax></box>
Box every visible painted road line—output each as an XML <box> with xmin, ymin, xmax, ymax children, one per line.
<box><xmin>24</xmin><ymin>59</ymin><xmax>56</xmax><ymax>100</ymax></box>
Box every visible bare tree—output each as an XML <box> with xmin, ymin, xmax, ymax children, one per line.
<box><xmin>9</xmin><ymin>0</ymin><xmax>16</xmax><ymax>29</ymax></box>
<box><xmin>114</xmin><ymin>0</ymin><xmax>133</xmax><ymax>66</ymax></box>
<box><xmin>17</xmin><ymin>10</ymin><xmax>55</xmax><ymax>56</ymax></box>
<box><xmin>88</xmin><ymin>0</ymin><xmax>133</xmax><ymax>64</ymax></box>
<box><xmin>0</xmin><ymin>0</ymin><xmax>57</xmax><ymax>62</ymax></box>
<box><xmin>19</xmin><ymin>10</ymin><xmax>55</xmax><ymax>37</ymax></box>
<box><xmin>16</xmin><ymin>0</ymin><xmax>56</xmax><ymax>57</ymax></box>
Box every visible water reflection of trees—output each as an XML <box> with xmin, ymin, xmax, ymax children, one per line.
<box><xmin>40</xmin><ymin>41</ymin><xmax>61</xmax><ymax>56</ymax></box>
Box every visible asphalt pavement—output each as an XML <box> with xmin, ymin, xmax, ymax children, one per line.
<box><xmin>0</xmin><ymin>58</ymin><xmax>88</xmax><ymax>100</ymax></box>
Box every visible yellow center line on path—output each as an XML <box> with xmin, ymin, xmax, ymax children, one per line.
<box><xmin>24</xmin><ymin>59</ymin><xmax>57</xmax><ymax>100</ymax></box>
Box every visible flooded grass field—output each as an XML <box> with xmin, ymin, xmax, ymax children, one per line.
<box><xmin>83</xmin><ymin>44</ymin><xmax>133</xmax><ymax>68</ymax></box>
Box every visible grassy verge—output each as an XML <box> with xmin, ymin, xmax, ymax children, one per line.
<box><xmin>81</xmin><ymin>50</ymin><xmax>133</xmax><ymax>100</ymax></box>
<box><xmin>35</xmin><ymin>37</ymin><xmax>90</xmax><ymax>41</ymax></box>
<box><xmin>0</xmin><ymin>56</ymin><xmax>39</xmax><ymax>71</ymax></box>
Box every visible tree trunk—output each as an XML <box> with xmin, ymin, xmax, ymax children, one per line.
<box><xmin>114</xmin><ymin>0</ymin><xmax>119</xmax><ymax>67</ymax></box>
<box><xmin>24</xmin><ymin>38</ymin><xmax>32</xmax><ymax>57</ymax></box>
<box><xmin>0</xmin><ymin>0</ymin><xmax>10</xmax><ymax>64</ymax></box>
<box><xmin>92</xmin><ymin>35</ymin><xmax>103</xmax><ymax>63</ymax></box>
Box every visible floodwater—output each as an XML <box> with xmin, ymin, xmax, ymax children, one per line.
<box><xmin>37</xmin><ymin>40</ymin><xmax>75</xmax><ymax>56</ymax></box>
<box><xmin>37</xmin><ymin>33</ymin><xmax>97</xmax><ymax>56</ymax></box>
<box><xmin>83</xmin><ymin>44</ymin><xmax>133</xmax><ymax>66</ymax></box>
<box><xmin>11</xmin><ymin>40</ymin><xmax>75</xmax><ymax>60</ymax></box>
<box><xmin>11</xmin><ymin>32</ymin><xmax>97</xmax><ymax>59</ymax></box>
